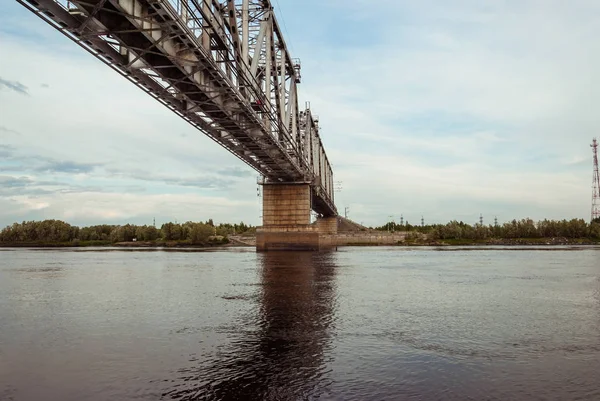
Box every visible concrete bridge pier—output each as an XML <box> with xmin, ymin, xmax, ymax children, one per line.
<box><xmin>256</xmin><ymin>183</ymin><xmax>337</xmax><ymax>251</ymax></box>
<box><xmin>315</xmin><ymin>216</ymin><xmax>339</xmax><ymax>235</ymax></box>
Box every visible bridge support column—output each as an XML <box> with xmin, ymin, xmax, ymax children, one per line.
<box><xmin>257</xmin><ymin>183</ymin><xmax>320</xmax><ymax>251</ymax></box>
<box><xmin>315</xmin><ymin>217</ymin><xmax>338</xmax><ymax>235</ymax></box>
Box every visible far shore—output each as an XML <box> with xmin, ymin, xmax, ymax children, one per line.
<box><xmin>406</xmin><ymin>237</ymin><xmax>600</xmax><ymax>246</ymax></box>
<box><xmin>1</xmin><ymin>236</ymin><xmax>599</xmax><ymax>248</ymax></box>
<box><xmin>0</xmin><ymin>240</ymin><xmax>239</xmax><ymax>248</ymax></box>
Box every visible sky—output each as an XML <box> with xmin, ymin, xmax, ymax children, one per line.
<box><xmin>1</xmin><ymin>0</ymin><xmax>599</xmax><ymax>228</ymax></box>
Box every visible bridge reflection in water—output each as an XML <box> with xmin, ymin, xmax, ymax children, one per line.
<box><xmin>164</xmin><ymin>252</ymin><xmax>338</xmax><ymax>400</ymax></box>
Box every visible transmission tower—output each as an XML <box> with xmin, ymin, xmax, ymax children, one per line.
<box><xmin>592</xmin><ymin>138</ymin><xmax>600</xmax><ymax>222</ymax></box>
<box><xmin>479</xmin><ymin>214</ymin><xmax>483</xmax><ymax>226</ymax></box>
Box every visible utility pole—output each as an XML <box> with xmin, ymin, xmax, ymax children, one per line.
<box><xmin>421</xmin><ymin>216</ymin><xmax>424</xmax><ymax>227</ymax></box>
<box><xmin>344</xmin><ymin>206</ymin><xmax>349</xmax><ymax>219</ymax></box>
<box><xmin>592</xmin><ymin>138</ymin><xmax>600</xmax><ymax>222</ymax></box>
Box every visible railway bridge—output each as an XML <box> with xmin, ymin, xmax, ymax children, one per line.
<box><xmin>19</xmin><ymin>0</ymin><xmax>338</xmax><ymax>250</ymax></box>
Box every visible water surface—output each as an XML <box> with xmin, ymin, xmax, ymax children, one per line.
<box><xmin>1</xmin><ymin>246</ymin><xmax>599</xmax><ymax>400</ymax></box>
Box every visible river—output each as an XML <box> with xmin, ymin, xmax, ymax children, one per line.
<box><xmin>1</xmin><ymin>246</ymin><xmax>599</xmax><ymax>400</ymax></box>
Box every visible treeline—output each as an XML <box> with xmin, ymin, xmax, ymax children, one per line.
<box><xmin>0</xmin><ymin>219</ymin><xmax>254</xmax><ymax>245</ymax></box>
<box><xmin>376</xmin><ymin>218</ymin><xmax>600</xmax><ymax>240</ymax></box>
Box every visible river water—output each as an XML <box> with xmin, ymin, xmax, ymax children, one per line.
<box><xmin>0</xmin><ymin>246</ymin><xmax>599</xmax><ymax>401</ymax></box>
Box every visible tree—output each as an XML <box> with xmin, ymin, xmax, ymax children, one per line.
<box><xmin>189</xmin><ymin>223</ymin><xmax>214</xmax><ymax>244</ymax></box>
<box><xmin>590</xmin><ymin>222</ymin><xmax>600</xmax><ymax>238</ymax></box>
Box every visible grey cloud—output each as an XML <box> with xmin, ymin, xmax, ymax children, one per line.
<box><xmin>0</xmin><ymin>175</ymin><xmax>115</xmax><ymax>197</ymax></box>
<box><xmin>41</xmin><ymin>83</ymin><xmax>50</xmax><ymax>88</ymax></box>
<box><xmin>0</xmin><ymin>165</ymin><xmax>24</xmax><ymax>173</ymax></box>
<box><xmin>0</xmin><ymin>126</ymin><xmax>20</xmax><ymax>135</ymax></box>
<box><xmin>217</xmin><ymin>166</ymin><xmax>254</xmax><ymax>178</ymax></box>
<box><xmin>58</xmin><ymin>186</ymin><xmax>106</xmax><ymax>194</ymax></box>
<box><xmin>35</xmin><ymin>160</ymin><xmax>101</xmax><ymax>174</ymax></box>
<box><xmin>0</xmin><ymin>177</ymin><xmax>60</xmax><ymax>195</ymax></box>
<box><xmin>0</xmin><ymin>145</ymin><xmax>15</xmax><ymax>158</ymax></box>
<box><xmin>143</xmin><ymin>174</ymin><xmax>233</xmax><ymax>189</ymax></box>
<box><xmin>0</xmin><ymin>187</ymin><xmax>55</xmax><ymax>196</ymax></box>
<box><xmin>174</xmin><ymin>177</ymin><xmax>233</xmax><ymax>189</ymax></box>
<box><xmin>0</xmin><ymin>148</ymin><xmax>102</xmax><ymax>174</ymax></box>
<box><xmin>0</xmin><ymin>175</ymin><xmax>68</xmax><ymax>191</ymax></box>
<box><xmin>108</xmin><ymin>168</ymin><xmax>234</xmax><ymax>189</ymax></box>
<box><xmin>0</xmin><ymin>77</ymin><xmax>28</xmax><ymax>95</ymax></box>
<box><xmin>118</xmin><ymin>185</ymin><xmax>147</xmax><ymax>193</ymax></box>
<box><xmin>0</xmin><ymin>175</ymin><xmax>33</xmax><ymax>188</ymax></box>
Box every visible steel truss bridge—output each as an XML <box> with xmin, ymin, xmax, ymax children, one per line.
<box><xmin>19</xmin><ymin>0</ymin><xmax>337</xmax><ymax>216</ymax></box>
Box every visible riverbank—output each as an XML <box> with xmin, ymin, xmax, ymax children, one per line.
<box><xmin>0</xmin><ymin>239</ymin><xmax>233</xmax><ymax>248</ymax></box>
<box><xmin>3</xmin><ymin>236</ymin><xmax>598</xmax><ymax>248</ymax></box>
<box><xmin>405</xmin><ymin>237</ymin><xmax>600</xmax><ymax>246</ymax></box>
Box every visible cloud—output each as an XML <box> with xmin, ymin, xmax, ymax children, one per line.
<box><xmin>0</xmin><ymin>77</ymin><xmax>28</xmax><ymax>95</ymax></box>
<box><xmin>11</xmin><ymin>197</ymin><xmax>50</xmax><ymax>211</ymax></box>
<box><xmin>0</xmin><ymin>126</ymin><xmax>20</xmax><ymax>135</ymax></box>
<box><xmin>0</xmin><ymin>149</ymin><xmax>102</xmax><ymax>175</ymax></box>
<box><xmin>107</xmin><ymin>168</ymin><xmax>237</xmax><ymax>190</ymax></box>
<box><xmin>0</xmin><ymin>174</ymin><xmax>75</xmax><ymax>196</ymax></box>
<box><xmin>34</xmin><ymin>160</ymin><xmax>101</xmax><ymax>174</ymax></box>
<box><xmin>217</xmin><ymin>166</ymin><xmax>255</xmax><ymax>178</ymax></box>
<box><xmin>1</xmin><ymin>191</ymin><xmax>257</xmax><ymax>226</ymax></box>
<box><xmin>164</xmin><ymin>177</ymin><xmax>234</xmax><ymax>189</ymax></box>
<box><xmin>0</xmin><ymin>145</ymin><xmax>15</xmax><ymax>158</ymax></box>
<box><xmin>0</xmin><ymin>175</ymin><xmax>33</xmax><ymax>188</ymax></box>
<box><xmin>0</xmin><ymin>171</ymin><xmax>149</xmax><ymax>198</ymax></box>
